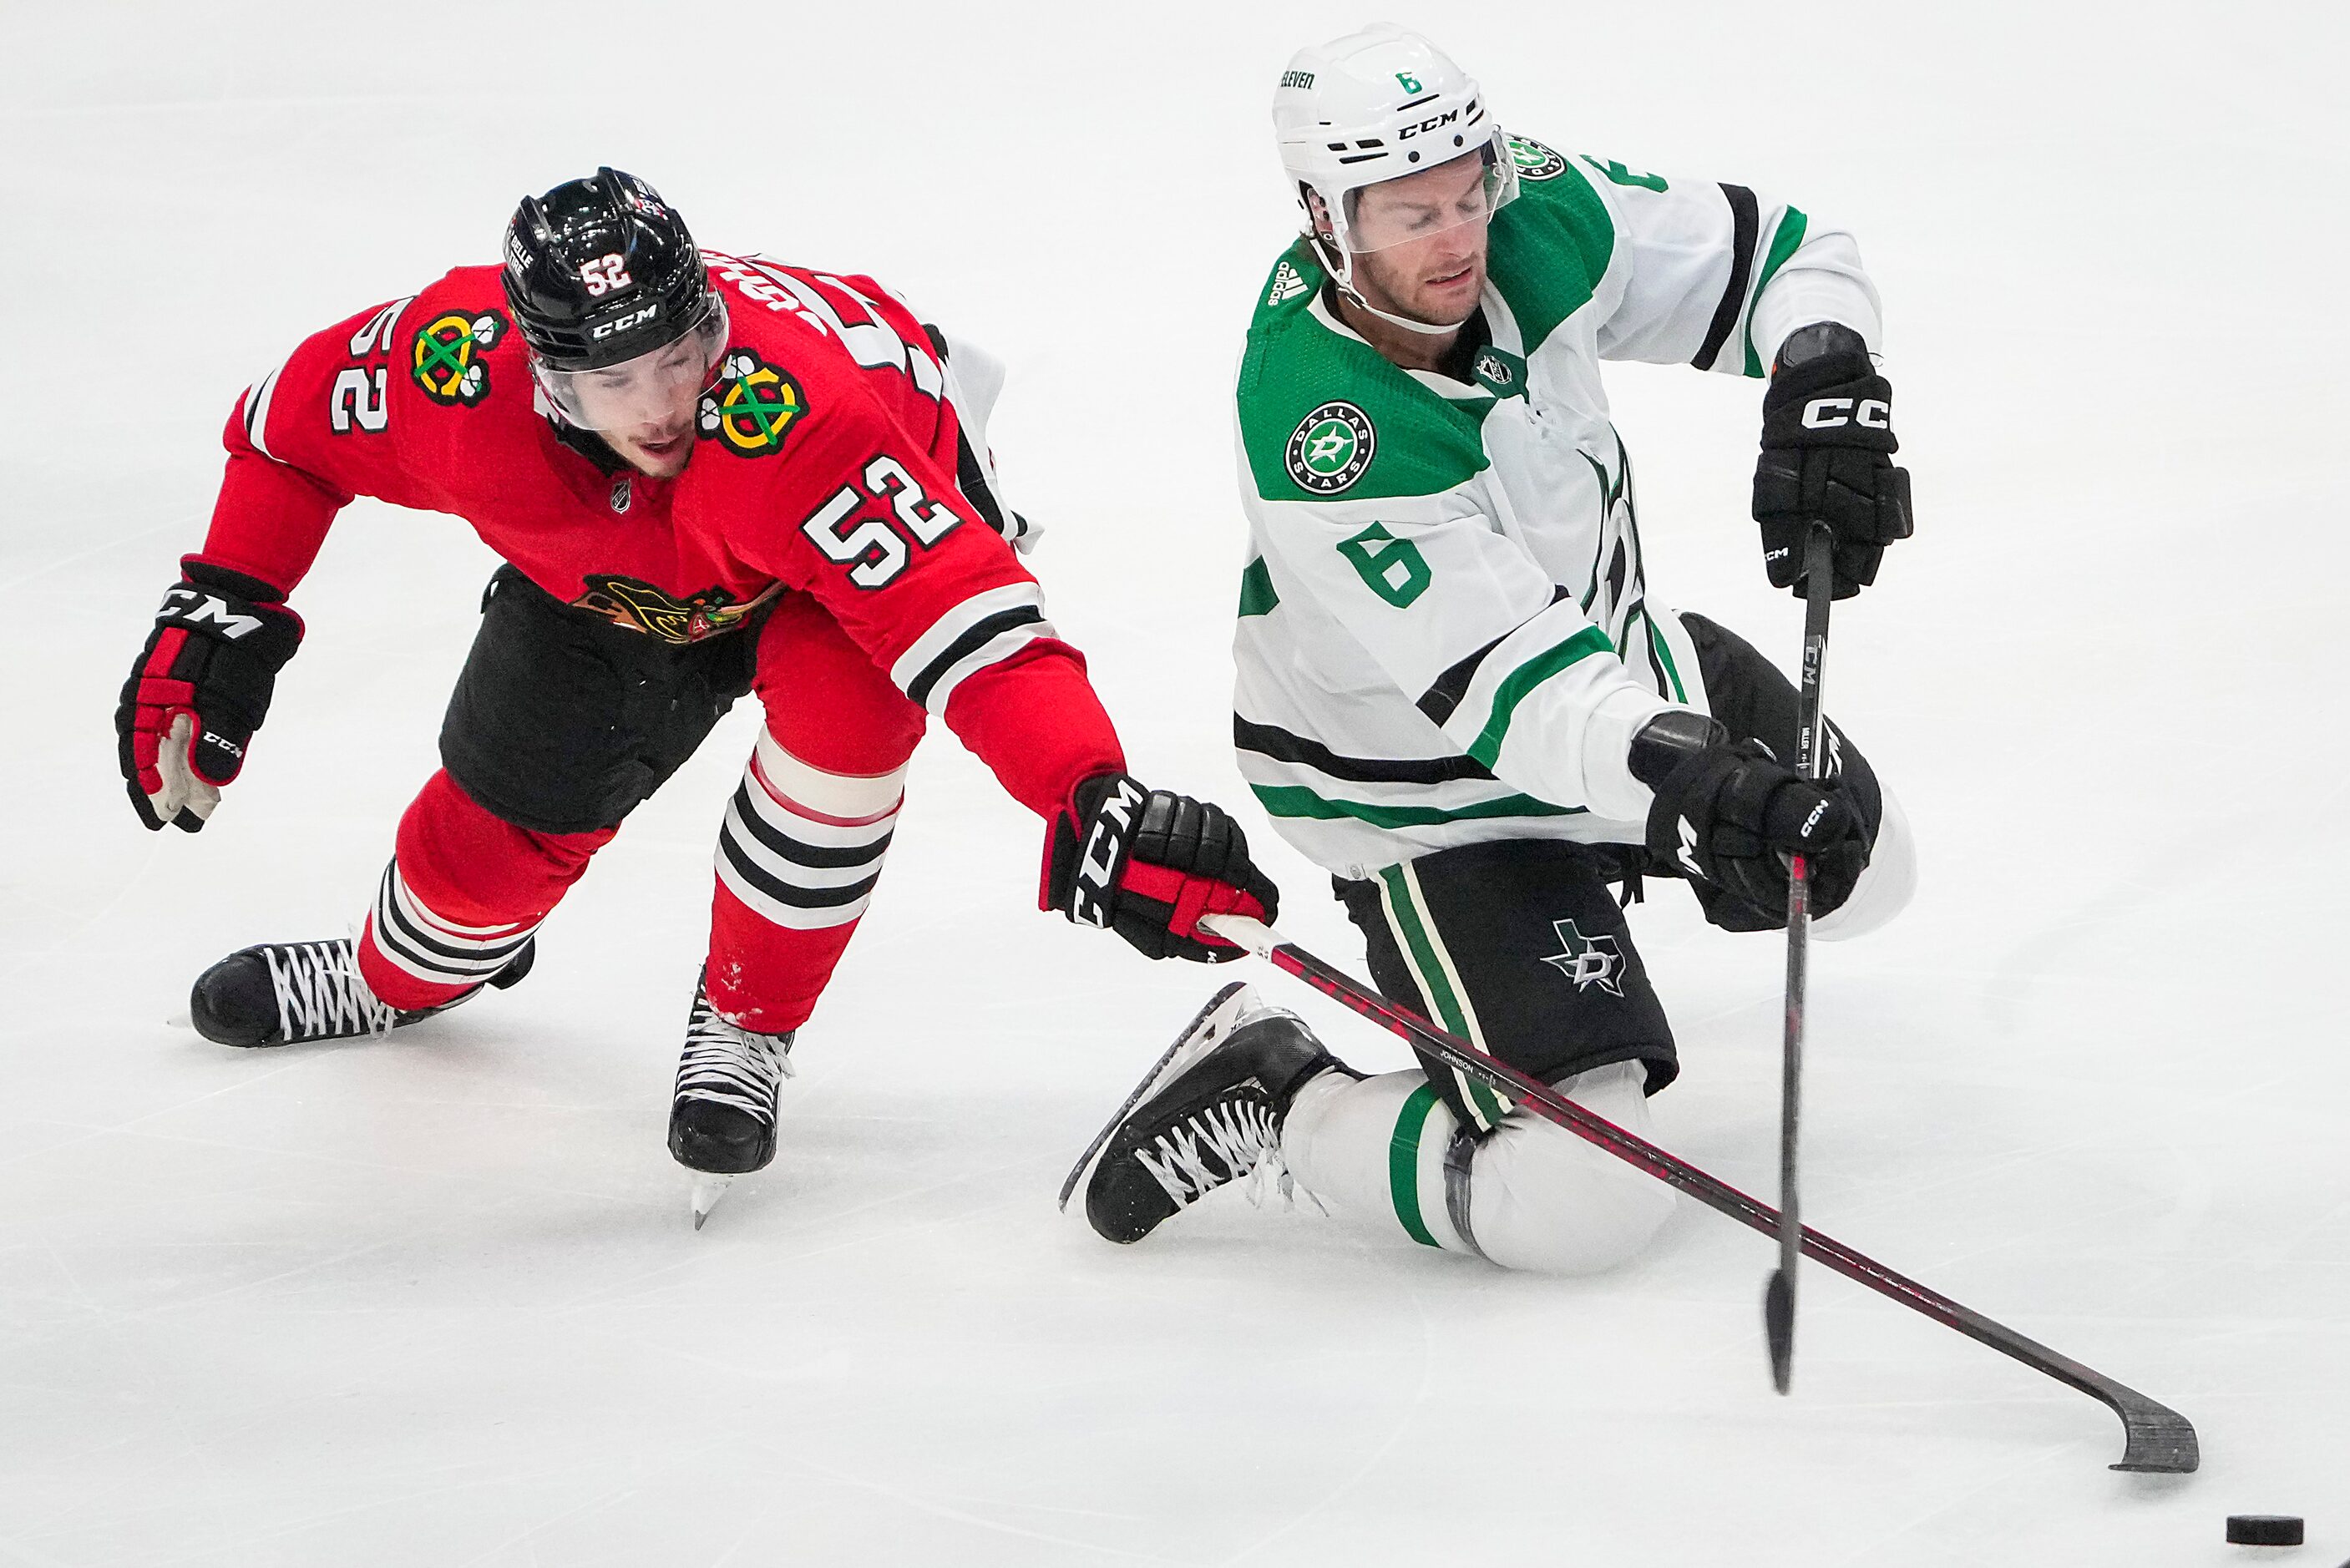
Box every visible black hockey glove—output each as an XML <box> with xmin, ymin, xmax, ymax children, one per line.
<box><xmin>116</xmin><ymin>556</ymin><xmax>303</xmax><ymax>832</ymax></box>
<box><xmin>1632</xmin><ymin>711</ymin><xmax>1866</xmax><ymax>933</ymax></box>
<box><xmin>1753</xmin><ymin>322</ymin><xmax>1914</xmax><ymax>599</ymax></box>
<box><xmin>1041</xmin><ymin>773</ymin><xmax>1279</xmax><ymax>963</ymax></box>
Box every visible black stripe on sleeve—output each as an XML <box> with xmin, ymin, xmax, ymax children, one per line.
<box><xmin>1416</xmin><ymin>633</ymin><xmax>1509</xmax><ymax>727</ymax></box>
<box><xmin>1415</xmin><ymin>587</ymin><xmax>1577</xmax><ymax>726</ymax></box>
<box><xmin>1235</xmin><ymin>716</ymin><xmax>1495</xmax><ymax>785</ymax></box>
<box><xmin>1691</xmin><ymin>184</ymin><xmax>1760</xmax><ymax>372</ymax></box>
<box><xmin>904</xmin><ymin>604</ymin><xmax>1047</xmax><ymax>709</ymax></box>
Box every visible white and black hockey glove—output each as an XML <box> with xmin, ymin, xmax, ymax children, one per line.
<box><xmin>1632</xmin><ymin>711</ymin><xmax>1866</xmax><ymax>933</ymax></box>
<box><xmin>1753</xmin><ymin>322</ymin><xmax>1914</xmax><ymax>599</ymax></box>
<box><xmin>1042</xmin><ymin>773</ymin><xmax>1279</xmax><ymax>963</ymax></box>
<box><xmin>115</xmin><ymin>556</ymin><xmax>303</xmax><ymax>832</ymax></box>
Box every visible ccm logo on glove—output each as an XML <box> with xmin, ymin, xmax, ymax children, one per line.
<box><xmin>1044</xmin><ymin>772</ymin><xmax>1280</xmax><ymax>963</ymax></box>
<box><xmin>1073</xmin><ymin>776</ymin><xmax>1147</xmax><ymax>928</ymax></box>
<box><xmin>115</xmin><ymin>557</ymin><xmax>304</xmax><ymax>832</ymax></box>
<box><xmin>1799</xmin><ymin>397</ymin><xmax>1890</xmax><ymax>431</ymax></box>
<box><xmin>160</xmin><ymin>589</ymin><xmax>272</xmax><ymax>639</ymax></box>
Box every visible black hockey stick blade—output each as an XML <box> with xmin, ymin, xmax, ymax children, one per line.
<box><xmin>1200</xmin><ymin>913</ymin><xmax>2200</xmax><ymax>1474</ymax></box>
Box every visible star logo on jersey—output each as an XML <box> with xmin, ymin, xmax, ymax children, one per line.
<box><xmin>1542</xmin><ymin>918</ymin><xmax>1625</xmax><ymax>996</ymax></box>
<box><xmin>409</xmin><ymin>310</ymin><xmax>507</xmax><ymax>405</ymax></box>
<box><xmin>697</xmin><ymin>349</ymin><xmax>804</xmax><ymax>458</ymax></box>
<box><xmin>1284</xmin><ymin>401</ymin><xmax>1376</xmax><ymax>495</ymax></box>
<box><xmin>571</xmin><ymin>574</ymin><xmax>772</xmax><ymax>645</ymax></box>
<box><xmin>1506</xmin><ymin>134</ymin><xmax>1568</xmax><ymax>183</ymax></box>
<box><xmin>1266</xmin><ymin>259</ymin><xmax>1310</xmax><ymax>308</ymax></box>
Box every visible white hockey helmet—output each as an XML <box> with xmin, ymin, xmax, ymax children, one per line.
<box><xmin>1272</xmin><ymin>26</ymin><xmax>1516</xmax><ymax>289</ymax></box>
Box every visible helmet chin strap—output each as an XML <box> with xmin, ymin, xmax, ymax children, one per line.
<box><xmin>1346</xmin><ymin>291</ymin><xmax>1466</xmax><ymax>336</ymax></box>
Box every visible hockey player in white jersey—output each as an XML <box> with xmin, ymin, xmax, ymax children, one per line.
<box><xmin>1071</xmin><ymin>26</ymin><xmax>1919</xmax><ymax>1274</ymax></box>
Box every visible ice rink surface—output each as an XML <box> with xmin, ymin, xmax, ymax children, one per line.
<box><xmin>5</xmin><ymin>2</ymin><xmax>2347</xmax><ymax>1561</ymax></box>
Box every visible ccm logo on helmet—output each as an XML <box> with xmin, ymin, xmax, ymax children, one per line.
<box><xmin>591</xmin><ymin>305</ymin><xmax>661</xmax><ymax>341</ymax></box>
<box><xmin>1801</xmin><ymin>397</ymin><xmax>1890</xmax><ymax>431</ymax></box>
<box><xmin>1395</xmin><ymin>108</ymin><xmax>1462</xmax><ymax>140</ymax></box>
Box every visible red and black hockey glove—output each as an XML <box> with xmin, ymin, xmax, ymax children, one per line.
<box><xmin>1633</xmin><ymin>711</ymin><xmax>1866</xmax><ymax>933</ymax></box>
<box><xmin>1753</xmin><ymin>322</ymin><xmax>1914</xmax><ymax>599</ymax></box>
<box><xmin>115</xmin><ymin>557</ymin><xmax>303</xmax><ymax>832</ymax></box>
<box><xmin>1041</xmin><ymin>773</ymin><xmax>1279</xmax><ymax>962</ymax></box>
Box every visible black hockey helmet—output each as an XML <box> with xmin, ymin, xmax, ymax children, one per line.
<box><xmin>502</xmin><ymin>168</ymin><xmax>719</xmax><ymax>372</ymax></box>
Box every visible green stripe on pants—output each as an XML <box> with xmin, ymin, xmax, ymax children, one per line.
<box><xmin>1389</xmin><ymin>1084</ymin><xmax>1444</xmax><ymax>1247</ymax></box>
<box><xmin>1378</xmin><ymin>862</ymin><xmax>1512</xmax><ymax>1132</ymax></box>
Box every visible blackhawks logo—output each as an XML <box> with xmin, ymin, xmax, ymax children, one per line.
<box><xmin>697</xmin><ymin>349</ymin><xmax>804</xmax><ymax>458</ymax></box>
<box><xmin>570</xmin><ymin>574</ymin><xmax>775</xmax><ymax>645</ymax></box>
<box><xmin>1506</xmin><ymin>134</ymin><xmax>1568</xmax><ymax>182</ymax></box>
<box><xmin>1284</xmin><ymin>401</ymin><xmax>1375</xmax><ymax>495</ymax></box>
<box><xmin>410</xmin><ymin>310</ymin><xmax>507</xmax><ymax>404</ymax></box>
<box><xmin>1542</xmin><ymin>918</ymin><xmax>1625</xmax><ymax>996</ymax></box>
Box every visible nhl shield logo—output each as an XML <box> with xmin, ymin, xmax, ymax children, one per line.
<box><xmin>1285</xmin><ymin>401</ymin><xmax>1376</xmax><ymax>495</ymax></box>
<box><xmin>1542</xmin><ymin>918</ymin><xmax>1625</xmax><ymax>996</ymax></box>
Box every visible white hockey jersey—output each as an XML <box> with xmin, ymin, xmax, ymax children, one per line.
<box><xmin>1231</xmin><ymin>134</ymin><xmax>1881</xmax><ymax>878</ymax></box>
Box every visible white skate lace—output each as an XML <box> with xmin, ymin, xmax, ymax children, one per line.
<box><xmin>1134</xmin><ymin>1095</ymin><xmax>1283</xmax><ymax>1207</ymax></box>
<box><xmin>674</xmin><ymin>997</ymin><xmax>795</xmax><ymax>1123</ymax></box>
<box><xmin>266</xmin><ymin>941</ymin><xmax>398</xmax><ymax>1042</ymax></box>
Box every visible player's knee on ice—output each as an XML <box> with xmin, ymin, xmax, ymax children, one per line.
<box><xmin>1284</xmin><ymin>1060</ymin><xmax>1674</xmax><ymax>1276</ymax></box>
<box><xmin>1466</xmin><ymin>1061</ymin><xmax>1676</xmax><ymax>1274</ymax></box>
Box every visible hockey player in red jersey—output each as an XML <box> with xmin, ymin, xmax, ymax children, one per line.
<box><xmin>115</xmin><ymin>168</ymin><xmax>1277</xmax><ymax>1211</ymax></box>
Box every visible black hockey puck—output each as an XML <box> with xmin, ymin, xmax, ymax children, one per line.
<box><xmin>2225</xmin><ymin>1515</ymin><xmax>2303</xmax><ymax>1546</ymax></box>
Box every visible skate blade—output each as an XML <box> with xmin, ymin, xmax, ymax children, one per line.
<box><xmin>1057</xmin><ymin>980</ymin><xmax>1254</xmax><ymax>1212</ymax></box>
<box><xmin>690</xmin><ymin>1175</ymin><xmax>734</xmax><ymax>1231</ymax></box>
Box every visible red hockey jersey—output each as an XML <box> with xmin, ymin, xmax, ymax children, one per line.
<box><xmin>202</xmin><ymin>251</ymin><xmax>1122</xmax><ymax>819</ymax></box>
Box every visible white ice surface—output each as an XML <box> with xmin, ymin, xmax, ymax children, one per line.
<box><xmin>5</xmin><ymin>3</ymin><xmax>2348</xmax><ymax>1563</ymax></box>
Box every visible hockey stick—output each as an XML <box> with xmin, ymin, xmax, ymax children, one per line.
<box><xmin>1767</xmin><ymin>522</ymin><xmax>1840</xmax><ymax>1393</ymax></box>
<box><xmin>1198</xmin><ymin>912</ymin><xmax>2200</xmax><ymax>1474</ymax></box>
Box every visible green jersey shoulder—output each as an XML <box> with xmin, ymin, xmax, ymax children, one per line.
<box><xmin>1237</xmin><ymin>242</ymin><xmax>1487</xmax><ymax>505</ymax></box>
<box><xmin>1233</xmin><ymin>134</ymin><xmax>1637</xmax><ymax>507</ymax></box>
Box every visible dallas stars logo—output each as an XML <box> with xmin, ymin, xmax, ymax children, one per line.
<box><xmin>1284</xmin><ymin>401</ymin><xmax>1375</xmax><ymax>494</ymax></box>
<box><xmin>1542</xmin><ymin>918</ymin><xmax>1625</xmax><ymax>996</ymax></box>
<box><xmin>1506</xmin><ymin>134</ymin><xmax>1568</xmax><ymax>182</ymax></box>
<box><xmin>697</xmin><ymin>349</ymin><xmax>805</xmax><ymax>458</ymax></box>
<box><xmin>410</xmin><ymin>310</ymin><xmax>507</xmax><ymax>405</ymax></box>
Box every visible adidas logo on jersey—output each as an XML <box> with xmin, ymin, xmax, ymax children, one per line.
<box><xmin>1266</xmin><ymin>261</ymin><xmax>1309</xmax><ymax>307</ymax></box>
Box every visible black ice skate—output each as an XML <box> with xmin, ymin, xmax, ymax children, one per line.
<box><xmin>189</xmin><ymin>936</ymin><xmax>534</xmax><ymax>1048</ymax></box>
<box><xmin>668</xmin><ymin>970</ymin><xmax>796</xmax><ymax>1229</ymax></box>
<box><xmin>1061</xmin><ymin>981</ymin><xmax>1340</xmax><ymax>1245</ymax></box>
